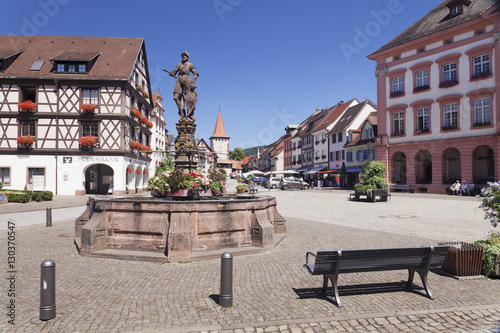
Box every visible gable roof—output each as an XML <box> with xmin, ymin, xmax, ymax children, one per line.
<box><xmin>330</xmin><ymin>100</ymin><xmax>376</xmax><ymax>133</ymax></box>
<box><xmin>344</xmin><ymin>112</ymin><xmax>378</xmax><ymax>148</ymax></box>
<box><xmin>210</xmin><ymin>111</ymin><xmax>229</xmax><ymax>138</ymax></box>
<box><xmin>311</xmin><ymin>99</ymin><xmax>357</xmax><ymax>133</ymax></box>
<box><xmin>241</xmin><ymin>155</ymin><xmax>253</xmax><ymax>165</ymax></box>
<box><xmin>0</xmin><ymin>35</ymin><xmax>145</xmax><ymax>80</ymax></box>
<box><xmin>371</xmin><ymin>0</ymin><xmax>499</xmax><ymax>55</ymax></box>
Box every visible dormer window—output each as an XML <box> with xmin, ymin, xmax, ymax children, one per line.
<box><xmin>0</xmin><ymin>50</ymin><xmax>23</xmax><ymax>72</ymax></box>
<box><xmin>50</xmin><ymin>51</ymin><xmax>100</xmax><ymax>74</ymax></box>
<box><xmin>451</xmin><ymin>6</ymin><xmax>462</xmax><ymax>17</ymax></box>
<box><xmin>446</xmin><ymin>0</ymin><xmax>470</xmax><ymax>19</ymax></box>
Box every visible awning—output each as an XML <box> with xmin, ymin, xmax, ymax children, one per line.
<box><xmin>317</xmin><ymin>169</ymin><xmax>339</xmax><ymax>174</ymax></box>
<box><xmin>305</xmin><ymin>167</ymin><xmax>326</xmax><ymax>175</ymax></box>
<box><xmin>296</xmin><ymin>167</ymin><xmax>310</xmax><ymax>172</ymax></box>
<box><xmin>285</xmin><ymin>168</ymin><xmax>300</xmax><ymax>172</ymax></box>
<box><xmin>347</xmin><ymin>167</ymin><xmax>361</xmax><ymax>172</ymax></box>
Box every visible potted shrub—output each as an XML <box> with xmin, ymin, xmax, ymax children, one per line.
<box><xmin>79</xmin><ymin>104</ymin><xmax>98</xmax><ymax>113</ymax></box>
<box><xmin>476</xmin><ymin>182</ymin><xmax>500</xmax><ymax>278</ymax></box>
<box><xmin>236</xmin><ymin>184</ymin><xmax>248</xmax><ymax>194</ymax></box>
<box><xmin>18</xmin><ymin>100</ymin><xmax>36</xmax><ymax>112</ymax></box>
<box><xmin>354</xmin><ymin>161</ymin><xmax>388</xmax><ymax>201</ymax></box>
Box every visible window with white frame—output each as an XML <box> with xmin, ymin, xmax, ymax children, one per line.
<box><xmin>392</xmin><ymin>77</ymin><xmax>404</xmax><ymax>92</ymax></box>
<box><xmin>393</xmin><ymin>112</ymin><xmax>404</xmax><ymax>134</ymax></box>
<box><xmin>356</xmin><ymin>150</ymin><xmax>364</xmax><ymax>161</ymax></box>
<box><xmin>443</xmin><ymin>103</ymin><xmax>458</xmax><ymax>128</ymax></box>
<box><xmin>363</xmin><ymin>128</ymin><xmax>373</xmax><ymax>140</ymax></box>
<box><xmin>346</xmin><ymin>151</ymin><xmax>352</xmax><ymax>162</ymax></box>
<box><xmin>416</xmin><ymin>70</ymin><xmax>429</xmax><ymax>87</ymax></box>
<box><xmin>416</xmin><ymin>108</ymin><xmax>429</xmax><ymax>132</ymax></box>
<box><xmin>368</xmin><ymin>149</ymin><xmax>375</xmax><ymax>160</ymax></box>
<box><xmin>474</xmin><ymin>98</ymin><xmax>490</xmax><ymax>125</ymax></box>
<box><xmin>322</xmin><ymin>149</ymin><xmax>326</xmax><ymax>158</ymax></box>
<box><xmin>82</xmin><ymin>122</ymin><xmax>99</xmax><ymax>137</ymax></box>
<box><xmin>330</xmin><ymin>152</ymin><xmax>336</xmax><ymax>161</ymax></box>
<box><xmin>82</xmin><ymin>89</ymin><xmax>99</xmax><ymax>105</ymax></box>
<box><xmin>28</xmin><ymin>168</ymin><xmax>44</xmax><ymax>184</ymax></box>
<box><xmin>442</xmin><ymin>63</ymin><xmax>457</xmax><ymax>81</ymax></box>
<box><xmin>20</xmin><ymin>120</ymin><xmax>36</xmax><ymax>136</ymax></box>
<box><xmin>473</xmin><ymin>55</ymin><xmax>490</xmax><ymax>75</ymax></box>
<box><xmin>0</xmin><ymin>168</ymin><xmax>10</xmax><ymax>184</ymax></box>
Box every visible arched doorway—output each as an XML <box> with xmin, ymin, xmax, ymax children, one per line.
<box><xmin>84</xmin><ymin>164</ymin><xmax>114</xmax><ymax>195</ymax></box>
<box><xmin>393</xmin><ymin>152</ymin><xmax>407</xmax><ymax>184</ymax></box>
<box><xmin>126</xmin><ymin>165</ymin><xmax>134</xmax><ymax>193</ymax></box>
<box><xmin>417</xmin><ymin>150</ymin><xmax>432</xmax><ymax>184</ymax></box>
<box><xmin>475</xmin><ymin>146</ymin><xmax>494</xmax><ymax>184</ymax></box>
<box><xmin>444</xmin><ymin>148</ymin><xmax>461</xmax><ymax>184</ymax></box>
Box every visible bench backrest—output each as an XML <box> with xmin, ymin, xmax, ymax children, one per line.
<box><xmin>311</xmin><ymin>246</ymin><xmax>449</xmax><ymax>275</ymax></box>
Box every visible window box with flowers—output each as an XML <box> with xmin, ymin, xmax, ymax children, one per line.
<box><xmin>292</xmin><ymin>161</ymin><xmax>296</xmax><ymax>165</ymax></box>
<box><xmin>471</xmin><ymin>71</ymin><xmax>492</xmax><ymax>81</ymax></box>
<box><xmin>441</xmin><ymin>125</ymin><xmax>458</xmax><ymax>131</ymax></box>
<box><xmin>321</xmin><ymin>139</ymin><xmax>326</xmax><ymax>143</ymax></box>
<box><xmin>392</xmin><ymin>131</ymin><xmax>404</xmax><ymax>136</ymax></box>
<box><xmin>136</xmin><ymin>85</ymin><xmax>144</xmax><ymax>93</ymax></box>
<box><xmin>130</xmin><ymin>140</ymin><xmax>142</xmax><ymax>150</ymax></box>
<box><xmin>17</xmin><ymin>135</ymin><xmax>36</xmax><ymax>148</ymax></box>
<box><xmin>297</xmin><ymin>160</ymin><xmax>302</xmax><ymax>165</ymax></box>
<box><xmin>146</xmin><ymin>121</ymin><xmax>153</xmax><ymax>129</ymax></box>
<box><xmin>79</xmin><ymin>104</ymin><xmax>99</xmax><ymax>113</ymax></box>
<box><xmin>390</xmin><ymin>91</ymin><xmax>405</xmax><ymax>98</ymax></box>
<box><xmin>127</xmin><ymin>167</ymin><xmax>133</xmax><ymax>174</ymax></box>
<box><xmin>291</xmin><ymin>147</ymin><xmax>296</xmax><ymax>151</ymax></box>
<box><xmin>130</xmin><ymin>109</ymin><xmax>141</xmax><ymax>119</ymax></box>
<box><xmin>315</xmin><ymin>141</ymin><xmax>320</xmax><ymax>145</ymax></box>
<box><xmin>414</xmin><ymin>129</ymin><xmax>429</xmax><ymax>135</ymax></box>
<box><xmin>143</xmin><ymin>91</ymin><xmax>149</xmax><ymax>99</ymax></box>
<box><xmin>321</xmin><ymin>155</ymin><xmax>327</xmax><ymax>159</ymax></box>
<box><xmin>79</xmin><ymin>136</ymin><xmax>98</xmax><ymax>148</ymax></box>
<box><xmin>439</xmin><ymin>80</ymin><xmax>459</xmax><ymax>88</ymax></box>
<box><xmin>473</xmin><ymin>121</ymin><xmax>491</xmax><ymax>127</ymax></box>
<box><xmin>315</xmin><ymin>156</ymin><xmax>320</xmax><ymax>160</ymax></box>
<box><xmin>140</xmin><ymin>116</ymin><xmax>148</xmax><ymax>125</ymax></box>
<box><xmin>18</xmin><ymin>100</ymin><xmax>36</xmax><ymax>112</ymax></box>
<box><xmin>413</xmin><ymin>85</ymin><xmax>430</xmax><ymax>93</ymax></box>
<box><xmin>136</xmin><ymin>168</ymin><xmax>142</xmax><ymax>175</ymax></box>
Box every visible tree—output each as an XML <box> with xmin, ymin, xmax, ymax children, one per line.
<box><xmin>230</xmin><ymin>147</ymin><xmax>245</xmax><ymax>161</ymax></box>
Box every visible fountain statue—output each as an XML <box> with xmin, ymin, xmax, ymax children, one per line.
<box><xmin>74</xmin><ymin>52</ymin><xmax>286</xmax><ymax>263</ymax></box>
<box><xmin>163</xmin><ymin>51</ymin><xmax>199</xmax><ymax>174</ymax></box>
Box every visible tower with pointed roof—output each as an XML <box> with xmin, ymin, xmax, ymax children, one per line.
<box><xmin>210</xmin><ymin>111</ymin><xmax>230</xmax><ymax>161</ymax></box>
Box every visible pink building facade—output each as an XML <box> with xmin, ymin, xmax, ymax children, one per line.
<box><xmin>368</xmin><ymin>0</ymin><xmax>500</xmax><ymax>193</ymax></box>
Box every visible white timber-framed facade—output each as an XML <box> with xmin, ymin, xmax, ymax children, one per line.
<box><xmin>0</xmin><ymin>35</ymin><xmax>157</xmax><ymax>195</ymax></box>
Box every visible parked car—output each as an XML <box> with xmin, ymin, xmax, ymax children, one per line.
<box><xmin>280</xmin><ymin>177</ymin><xmax>311</xmax><ymax>190</ymax></box>
<box><xmin>264</xmin><ymin>177</ymin><xmax>282</xmax><ymax>189</ymax></box>
<box><xmin>252</xmin><ymin>176</ymin><xmax>267</xmax><ymax>185</ymax></box>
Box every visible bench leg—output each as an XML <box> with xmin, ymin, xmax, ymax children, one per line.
<box><xmin>321</xmin><ymin>274</ymin><xmax>341</xmax><ymax>307</ymax></box>
<box><xmin>406</xmin><ymin>269</ymin><xmax>434</xmax><ymax>299</ymax></box>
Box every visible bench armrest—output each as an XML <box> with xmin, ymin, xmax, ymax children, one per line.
<box><xmin>305</xmin><ymin>251</ymin><xmax>317</xmax><ymax>265</ymax></box>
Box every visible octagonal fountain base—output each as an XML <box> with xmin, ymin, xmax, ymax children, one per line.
<box><xmin>74</xmin><ymin>194</ymin><xmax>286</xmax><ymax>263</ymax></box>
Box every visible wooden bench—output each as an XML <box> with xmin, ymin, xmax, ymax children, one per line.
<box><xmin>248</xmin><ymin>185</ymin><xmax>258</xmax><ymax>194</ymax></box>
<box><xmin>304</xmin><ymin>245</ymin><xmax>449</xmax><ymax>306</ymax></box>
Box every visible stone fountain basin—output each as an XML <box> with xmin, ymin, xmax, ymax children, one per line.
<box><xmin>75</xmin><ymin>194</ymin><xmax>286</xmax><ymax>263</ymax></box>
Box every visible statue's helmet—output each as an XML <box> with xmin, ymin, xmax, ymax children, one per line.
<box><xmin>181</xmin><ymin>51</ymin><xmax>190</xmax><ymax>59</ymax></box>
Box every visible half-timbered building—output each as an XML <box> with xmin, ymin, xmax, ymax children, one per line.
<box><xmin>0</xmin><ymin>35</ymin><xmax>156</xmax><ymax>195</ymax></box>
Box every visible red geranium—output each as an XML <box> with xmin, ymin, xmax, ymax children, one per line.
<box><xmin>79</xmin><ymin>136</ymin><xmax>97</xmax><ymax>147</ymax></box>
<box><xmin>18</xmin><ymin>100</ymin><xmax>36</xmax><ymax>111</ymax></box>
<box><xmin>136</xmin><ymin>169</ymin><xmax>141</xmax><ymax>174</ymax></box>
<box><xmin>79</xmin><ymin>104</ymin><xmax>98</xmax><ymax>113</ymax></box>
<box><xmin>130</xmin><ymin>109</ymin><xmax>141</xmax><ymax>119</ymax></box>
<box><xmin>17</xmin><ymin>135</ymin><xmax>36</xmax><ymax>146</ymax></box>
<box><xmin>140</xmin><ymin>116</ymin><xmax>148</xmax><ymax>125</ymax></box>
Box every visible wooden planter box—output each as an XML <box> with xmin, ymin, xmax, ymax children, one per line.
<box><xmin>439</xmin><ymin>242</ymin><xmax>484</xmax><ymax>276</ymax></box>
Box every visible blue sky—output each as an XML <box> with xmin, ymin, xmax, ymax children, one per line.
<box><xmin>2</xmin><ymin>0</ymin><xmax>438</xmax><ymax>149</ymax></box>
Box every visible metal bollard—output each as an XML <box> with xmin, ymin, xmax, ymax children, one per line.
<box><xmin>46</xmin><ymin>207</ymin><xmax>52</xmax><ymax>227</ymax></box>
<box><xmin>219</xmin><ymin>252</ymin><xmax>233</xmax><ymax>307</ymax></box>
<box><xmin>89</xmin><ymin>198</ymin><xmax>95</xmax><ymax>218</ymax></box>
<box><xmin>40</xmin><ymin>260</ymin><xmax>56</xmax><ymax>321</ymax></box>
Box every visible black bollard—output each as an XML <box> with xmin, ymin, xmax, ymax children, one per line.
<box><xmin>46</xmin><ymin>207</ymin><xmax>52</xmax><ymax>227</ymax></box>
<box><xmin>220</xmin><ymin>252</ymin><xmax>233</xmax><ymax>307</ymax></box>
<box><xmin>40</xmin><ymin>260</ymin><xmax>56</xmax><ymax>321</ymax></box>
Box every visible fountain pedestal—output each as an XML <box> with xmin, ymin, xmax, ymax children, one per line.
<box><xmin>174</xmin><ymin>120</ymin><xmax>198</xmax><ymax>174</ymax></box>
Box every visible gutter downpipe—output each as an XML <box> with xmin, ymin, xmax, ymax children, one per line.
<box><xmin>54</xmin><ymin>79</ymin><xmax>59</xmax><ymax>195</ymax></box>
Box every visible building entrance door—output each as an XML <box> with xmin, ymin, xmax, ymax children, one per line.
<box><xmin>85</xmin><ymin>164</ymin><xmax>114</xmax><ymax>195</ymax></box>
